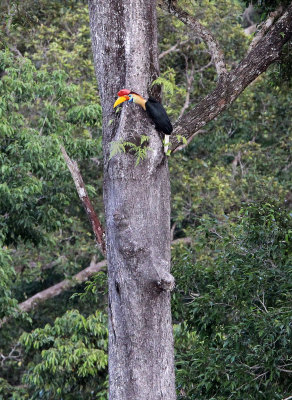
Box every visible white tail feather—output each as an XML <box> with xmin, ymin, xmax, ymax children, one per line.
<box><xmin>164</xmin><ymin>135</ymin><xmax>170</xmax><ymax>154</ymax></box>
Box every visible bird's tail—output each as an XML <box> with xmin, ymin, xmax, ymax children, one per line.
<box><xmin>164</xmin><ymin>135</ymin><xmax>170</xmax><ymax>154</ymax></box>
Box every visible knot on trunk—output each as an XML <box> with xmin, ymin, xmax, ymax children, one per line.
<box><xmin>113</xmin><ymin>209</ymin><xmax>150</xmax><ymax>258</ymax></box>
<box><xmin>113</xmin><ymin>210</ymin><xmax>129</xmax><ymax>230</ymax></box>
<box><xmin>154</xmin><ymin>269</ymin><xmax>175</xmax><ymax>292</ymax></box>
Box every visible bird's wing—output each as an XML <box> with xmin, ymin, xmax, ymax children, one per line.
<box><xmin>146</xmin><ymin>99</ymin><xmax>173</xmax><ymax>135</ymax></box>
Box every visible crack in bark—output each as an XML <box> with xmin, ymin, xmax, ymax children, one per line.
<box><xmin>108</xmin><ymin>298</ymin><xmax>117</xmax><ymax>343</ymax></box>
<box><xmin>115</xmin><ymin>280</ymin><xmax>121</xmax><ymax>297</ymax></box>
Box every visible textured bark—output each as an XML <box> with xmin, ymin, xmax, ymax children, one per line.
<box><xmin>60</xmin><ymin>145</ymin><xmax>106</xmax><ymax>254</ymax></box>
<box><xmin>88</xmin><ymin>1</ymin><xmax>176</xmax><ymax>399</ymax></box>
<box><xmin>168</xmin><ymin>2</ymin><xmax>292</xmax><ymax>151</ymax></box>
<box><xmin>88</xmin><ymin>1</ymin><xmax>292</xmax><ymax>398</ymax></box>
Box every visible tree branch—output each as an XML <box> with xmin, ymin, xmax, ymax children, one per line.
<box><xmin>171</xmin><ymin>237</ymin><xmax>192</xmax><ymax>245</ymax></box>
<box><xmin>158</xmin><ymin>0</ymin><xmax>227</xmax><ymax>76</ymax></box>
<box><xmin>248</xmin><ymin>5</ymin><xmax>284</xmax><ymax>53</ymax></box>
<box><xmin>18</xmin><ymin>257</ymin><xmax>107</xmax><ymax>313</ymax></box>
<box><xmin>0</xmin><ymin>258</ymin><xmax>107</xmax><ymax>328</ymax></box>
<box><xmin>0</xmin><ymin>343</ymin><xmax>22</xmax><ymax>367</ymax></box>
<box><xmin>60</xmin><ymin>145</ymin><xmax>106</xmax><ymax>255</ymax></box>
<box><xmin>0</xmin><ymin>235</ymin><xmax>193</xmax><ymax>327</ymax></box>
<box><xmin>172</xmin><ymin>129</ymin><xmax>205</xmax><ymax>153</ymax></box>
<box><xmin>169</xmin><ymin>3</ymin><xmax>292</xmax><ymax>152</ymax></box>
<box><xmin>177</xmin><ymin>55</ymin><xmax>195</xmax><ymax>119</ymax></box>
<box><xmin>277</xmin><ymin>367</ymin><xmax>292</xmax><ymax>373</ymax></box>
<box><xmin>159</xmin><ymin>39</ymin><xmax>190</xmax><ymax>59</ymax></box>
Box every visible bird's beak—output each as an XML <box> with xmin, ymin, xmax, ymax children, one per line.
<box><xmin>113</xmin><ymin>95</ymin><xmax>130</xmax><ymax>108</ymax></box>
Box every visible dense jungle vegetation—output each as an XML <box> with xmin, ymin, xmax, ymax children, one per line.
<box><xmin>0</xmin><ymin>0</ymin><xmax>291</xmax><ymax>398</ymax></box>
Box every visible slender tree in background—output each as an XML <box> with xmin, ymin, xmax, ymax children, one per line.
<box><xmin>88</xmin><ymin>0</ymin><xmax>292</xmax><ymax>399</ymax></box>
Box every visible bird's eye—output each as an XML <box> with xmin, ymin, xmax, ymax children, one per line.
<box><xmin>129</xmin><ymin>95</ymin><xmax>133</xmax><ymax>103</ymax></box>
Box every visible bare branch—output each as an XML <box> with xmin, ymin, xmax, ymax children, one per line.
<box><xmin>9</xmin><ymin>46</ymin><xmax>23</xmax><ymax>58</ymax></box>
<box><xmin>232</xmin><ymin>151</ymin><xmax>242</xmax><ymax>177</ymax></box>
<box><xmin>18</xmin><ymin>257</ymin><xmax>106</xmax><ymax>313</ymax></box>
<box><xmin>0</xmin><ymin>260</ymin><xmax>151</xmax><ymax>328</ymax></box>
<box><xmin>256</xmin><ymin>291</ymin><xmax>268</xmax><ymax>313</ymax></box>
<box><xmin>0</xmin><ymin>257</ymin><xmax>107</xmax><ymax>330</ymax></box>
<box><xmin>244</xmin><ymin>24</ymin><xmax>257</xmax><ymax>36</ymax></box>
<box><xmin>243</xmin><ymin>4</ymin><xmax>255</xmax><ymax>27</ymax></box>
<box><xmin>177</xmin><ymin>58</ymin><xmax>214</xmax><ymax>121</ymax></box>
<box><xmin>0</xmin><ymin>343</ymin><xmax>22</xmax><ymax>367</ymax></box>
<box><xmin>159</xmin><ymin>39</ymin><xmax>190</xmax><ymax>59</ymax></box>
<box><xmin>248</xmin><ymin>6</ymin><xmax>284</xmax><ymax>53</ymax></box>
<box><xmin>277</xmin><ymin>367</ymin><xmax>292</xmax><ymax>373</ymax></box>
<box><xmin>157</xmin><ymin>0</ymin><xmax>227</xmax><ymax>76</ymax></box>
<box><xmin>171</xmin><ymin>237</ymin><xmax>192</xmax><ymax>245</ymax></box>
<box><xmin>170</xmin><ymin>222</ymin><xmax>177</xmax><ymax>241</ymax></box>
<box><xmin>195</xmin><ymin>59</ymin><xmax>213</xmax><ymax>74</ymax></box>
<box><xmin>60</xmin><ymin>145</ymin><xmax>106</xmax><ymax>255</ymax></box>
<box><xmin>170</xmin><ymin>3</ymin><xmax>292</xmax><ymax>152</ymax></box>
<box><xmin>0</xmin><ymin>235</ymin><xmax>193</xmax><ymax>327</ymax></box>
<box><xmin>5</xmin><ymin>3</ymin><xmax>14</xmax><ymax>36</ymax></box>
<box><xmin>177</xmin><ymin>56</ymin><xmax>195</xmax><ymax>120</ymax></box>
<box><xmin>0</xmin><ymin>258</ymin><xmax>106</xmax><ymax>328</ymax></box>
<box><xmin>172</xmin><ymin>129</ymin><xmax>205</xmax><ymax>153</ymax></box>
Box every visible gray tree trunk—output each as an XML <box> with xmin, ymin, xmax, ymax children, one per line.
<box><xmin>88</xmin><ymin>1</ymin><xmax>176</xmax><ymax>399</ymax></box>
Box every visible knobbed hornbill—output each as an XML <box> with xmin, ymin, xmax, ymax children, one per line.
<box><xmin>113</xmin><ymin>89</ymin><xmax>173</xmax><ymax>153</ymax></box>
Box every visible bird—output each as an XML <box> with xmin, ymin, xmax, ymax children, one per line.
<box><xmin>113</xmin><ymin>89</ymin><xmax>173</xmax><ymax>153</ymax></box>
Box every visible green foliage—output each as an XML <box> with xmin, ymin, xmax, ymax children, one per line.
<box><xmin>169</xmin><ymin>49</ymin><xmax>292</xmax><ymax>397</ymax></box>
<box><xmin>0</xmin><ymin>0</ymin><xmax>291</xmax><ymax>399</ymax></box>
<box><xmin>245</xmin><ymin>0</ymin><xmax>291</xmax><ymax>13</ymax></box>
<box><xmin>172</xmin><ymin>203</ymin><xmax>292</xmax><ymax>399</ymax></box>
<box><xmin>152</xmin><ymin>68</ymin><xmax>178</xmax><ymax>96</ymax></box>
<box><xmin>0</xmin><ymin>4</ymin><xmax>104</xmax><ymax>396</ymax></box>
<box><xmin>0</xmin><ymin>377</ymin><xmax>28</xmax><ymax>400</ymax></box>
<box><xmin>110</xmin><ymin>135</ymin><xmax>151</xmax><ymax>165</ymax></box>
<box><xmin>158</xmin><ymin>0</ymin><xmax>248</xmax><ymax>117</ymax></box>
<box><xmin>0</xmin><ymin>49</ymin><xmax>102</xmax><ymax>245</ymax></box>
<box><xmin>0</xmin><ymin>246</ymin><xmax>18</xmax><ymax>320</ymax></box>
<box><xmin>20</xmin><ymin>310</ymin><xmax>108</xmax><ymax>399</ymax></box>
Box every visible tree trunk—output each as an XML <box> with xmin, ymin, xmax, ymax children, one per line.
<box><xmin>88</xmin><ymin>1</ymin><xmax>176</xmax><ymax>399</ymax></box>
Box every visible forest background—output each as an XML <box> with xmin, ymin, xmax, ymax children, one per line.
<box><xmin>0</xmin><ymin>0</ymin><xmax>291</xmax><ymax>399</ymax></box>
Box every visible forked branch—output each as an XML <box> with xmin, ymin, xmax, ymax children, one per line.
<box><xmin>248</xmin><ymin>5</ymin><xmax>284</xmax><ymax>52</ymax></box>
<box><xmin>167</xmin><ymin>2</ymin><xmax>292</xmax><ymax>151</ymax></box>
<box><xmin>158</xmin><ymin>0</ymin><xmax>227</xmax><ymax>76</ymax></box>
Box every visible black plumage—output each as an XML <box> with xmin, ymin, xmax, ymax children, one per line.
<box><xmin>145</xmin><ymin>97</ymin><xmax>173</xmax><ymax>135</ymax></box>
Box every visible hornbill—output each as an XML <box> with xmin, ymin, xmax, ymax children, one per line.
<box><xmin>113</xmin><ymin>89</ymin><xmax>173</xmax><ymax>153</ymax></box>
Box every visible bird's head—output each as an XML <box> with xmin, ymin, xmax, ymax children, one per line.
<box><xmin>113</xmin><ymin>89</ymin><xmax>146</xmax><ymax>110</ymax></box>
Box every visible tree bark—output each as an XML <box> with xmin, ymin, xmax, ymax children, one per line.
<box><xmin>167</xmin><ymin>1</ymin><xmax>292</xmax><ymax>151</ymax></box>
<box><xmin>88</xmin><ymin>1</ymin><xmax>176</xmax><ymax>399</ymax></box>
<box><xmin>60</xmin><ymin>145</ymin><xmax>106</xmax><ymax>255</ymax></box>
<box><xmin>88</xmin><ymin>1</ymin><xmax>292</xmax><ymax>398</ymax></box>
